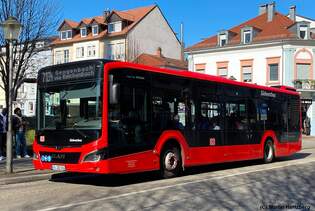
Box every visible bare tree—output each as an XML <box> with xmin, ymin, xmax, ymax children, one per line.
<box><xmin>0</xmin><ymin>0</ymin><xmax>60</xmax><ymax>108</ymax></box>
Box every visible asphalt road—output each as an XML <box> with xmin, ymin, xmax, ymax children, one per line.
<box><xmin>1</xmin><ymin>141</ymin><xmax>315</xmax><ymax>211</ymax></box>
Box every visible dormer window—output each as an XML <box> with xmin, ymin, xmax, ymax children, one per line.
<box><xmin>241</xmin><ymin>26</ymin><xmax>254</xmax><ymax>44</ymax></box>
<box><xmin>243</xmin><ymin>30</ymin><xmax>252</xmax><ymax>44</ymax></box>
<box><xmin>299</xmin><ymin>25</ymin><xmax>308</xmax><ymax>39</ymax></box>
<box><xmin>294</xmin><ymin>22</ymin><xmax>311</xmax><ymax>40</ymax></box>
<box><xmin>80</xmin><ymin>27</ymin><xmax>87</xmax><ymax>37</ymax></box>
<box><xmin>60</xmin><ymin>30</ymin><xmax>72</xmax><ymax>40</ymax></box>
<box><xmin>108</xmin><ymin>21</ymin><xmax>122</xmax><ymax>33</ymax></box>
<box><xmin>218</xmin><ymin>33</ymin><xmax>227</xmax><ymax>47</ymax></box>
<box><xmin>92</xmin><ymin>25</ymin><xmax>99</xmax><ymax>36</ymax></box>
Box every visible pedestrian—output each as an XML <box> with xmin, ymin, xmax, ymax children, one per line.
<box><xmin>12</xmin><ymin>108</ymin><xmax>30</xmax><ymax>158</ymax></box>
<box><xmin>0</xmin><ymin>108</ymin><xmax>7</xmax><ymax>161</ymax></box>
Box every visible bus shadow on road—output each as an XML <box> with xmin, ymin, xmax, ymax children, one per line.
<box><xmin>49</xmin><ymin>152</ymin><xmax>312</xmax><ymax>187</ymax></box>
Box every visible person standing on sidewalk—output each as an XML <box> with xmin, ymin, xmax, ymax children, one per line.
<box><xmin>0</xmin><ymin>108</ymin><xmax>7</xmax><ymax>161</ymax></box>
<box><xmin>13</xmin><ymin>108</ymin><xmax>30</xmax><ymax>159</ymax></box>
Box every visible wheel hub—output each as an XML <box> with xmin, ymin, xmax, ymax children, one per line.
<box><xmin>165</xmin><ymin>152</ymin><xmax>178</xmax><ymax>170</ymax></box>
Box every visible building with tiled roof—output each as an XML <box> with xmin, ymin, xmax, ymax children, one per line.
<box><xmin>185</xmin><ymin>2</ymin><xmax>315</xmax><ymax>135</ymax></box>
<box><xmin>52</xmin><ymin>5</ymin><xmax>182</xmax><ymax>64</ymax></box>
<box><xmin>134</xmin><ymin>47</ymin><xmax>187</xmax><ymax>70</ymax></box>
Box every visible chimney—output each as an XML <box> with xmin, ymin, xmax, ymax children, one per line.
<box><xmin>259</xmin><ymin>4</ymin><xmax>268</xmax><ymax>15</ymax></box>
<box><xmin>156</xmin><ymin>47</ymin><xmax>163</xmax><ymax>57</ymax></box>
<box><xmin>103</xmin><ymin>8</ymin><xmax>111</xmax><ymax>19</ymax></box>
<box><xmin>289</xmin><ymin>5</ymin><xmax>296</xmax><ymax>22</ymax></box>
<box><xmin>267</xmin><ymin>2</ymin><xmax>275</xmax><ymax>22</ymax></box>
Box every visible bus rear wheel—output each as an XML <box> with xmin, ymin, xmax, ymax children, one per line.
<box><xmin>160</xmin><ymin>146</ymin><xmax>182</xmax><ymax>178</ymax></box>
<box><xmin>264</xmin><ymin>139</ymin><xmax>274</xmax><ymax>163</ymax></box>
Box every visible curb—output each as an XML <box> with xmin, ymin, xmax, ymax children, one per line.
<box><xmin>0</xmin><ymin>172</ymin><xmax>53</xmax><ymax>185</ymax></box>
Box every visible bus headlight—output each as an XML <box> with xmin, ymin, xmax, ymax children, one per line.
<box><xmin>83</xmin><ymin>148</ymin><xmax>107</xmax><ymax>162</ymax></box>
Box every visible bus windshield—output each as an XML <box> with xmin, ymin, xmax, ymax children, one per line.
<box><xmin>39</xmin><ymin>81</ymin><xmax>102</xmax><ymax>130</ymax></box>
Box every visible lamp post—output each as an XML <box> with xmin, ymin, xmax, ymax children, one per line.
<box><xmin>0</xmin><ymin>16</ymin><xmax>22</xmax><ymax>173</ymax></box>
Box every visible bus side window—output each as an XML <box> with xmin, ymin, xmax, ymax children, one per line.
<box><xmin>226</xmin><ymin>102</ymin><xmax>247</xmax><ymax>130</ymax></box>
<box><xmin>198</xmin><ymin>101</ymin><xmax>222</xmax><ymax>130</ymax></box>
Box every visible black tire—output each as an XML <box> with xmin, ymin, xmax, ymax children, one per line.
<box><xmin>263</xmin><ymin>139</ymin><xmax>274</xmax><ymax>163</ymax></box>
<box><xmin>160</xmin><ymin>146</ymin><xmax>182</xmax><ymax>178</ymax></box>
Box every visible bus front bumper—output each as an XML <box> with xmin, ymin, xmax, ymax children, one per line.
<box><xmin>33</xmin><ymin>158</ymin><xmax>110</xmax><ymax>174</ymax></box>
<box><xmin>33</xmin><ymin>141</ymin><xmax>110</xmax><ymax>174</ymax></box>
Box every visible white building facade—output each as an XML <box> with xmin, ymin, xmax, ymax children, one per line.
<box><xmin>186</xmin><ymin>3</ymin><xmax>315</xmax><ymax>135</ymax></box>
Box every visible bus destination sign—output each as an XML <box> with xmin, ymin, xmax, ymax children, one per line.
<box><xmin>40</xmin><ymin>64</ymin><xmax>96</xmax><ymax>84</ymax></box>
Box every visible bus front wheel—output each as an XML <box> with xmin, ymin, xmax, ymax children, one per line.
<box><xmin>160</xmin><ymin>146</ymin><xmax>182</xmax><ymax>178</ymax></box>
<box><xmin>264</xmin><ymin>139</ymin><xmax>274</xmax><ymax>163</ymax></box>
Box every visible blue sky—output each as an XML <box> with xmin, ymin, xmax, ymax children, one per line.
<box><xmin>58</xmin><ymin>0</ymin><xmax>315</xmax><ymax>47</ymax></box>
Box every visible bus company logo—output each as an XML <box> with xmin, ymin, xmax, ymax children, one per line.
<box><xmin>209</xmin><ymin>138</ymin><xmax>216</xmax><ymax>146</ymax></box>
<box><xmin>41</xmin><ymin>155</ymin><xmax>52</xmax><ymax>162</ymax></box>
<box><xmin>126</xmin><ymin>160</ymin><xmax>137</xmax><ymax>168</ymax></box>
<box><xmin>261</xmin><ymin>90</ymin><xmax>276</xmax><ymax>98</ymax></box>
<box><xmin>51</xmin><ymin>154</ymin><xmax>66</xmax><ymax>159</ymax></box>
<box><xmin>69</xmin><ymin>138</ymin><xmax>82</xmax><ymax>143</ymax></box>
<box><xmin>40</xmin><ymin>136</ymin><xmax>45</xmax><ymax>143</ymax></box>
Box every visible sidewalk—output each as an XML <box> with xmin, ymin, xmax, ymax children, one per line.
<box><xmin>0</xmin><ymin>158</ymin><xmax>53</xmax><ymax>185</ymax></box>
<box><xmin>302</xmin><ymin>135</ymin><xmax>315</xmax><ymax>141</ymax></box>
<box><xmin>0</xmin><ymin>137</ymin><xmax>315</xmax><ymax>185</ymax></box>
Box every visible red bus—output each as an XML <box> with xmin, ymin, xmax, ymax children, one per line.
<box><xmin>33</xmin><ymin>59</ymin><xmax>301</xmax><ymax>178</ymax></box>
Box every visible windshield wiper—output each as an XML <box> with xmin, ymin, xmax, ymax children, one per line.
<box><xmin>72</xmin><ymin>122</ymin><xmax>90</xmax><ymax>139</ymax></box>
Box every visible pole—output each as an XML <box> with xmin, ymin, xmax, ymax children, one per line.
<box><xmin>6</xmin><ymin>40</ymin><xmax>13</xmax><ymax>173</ymax></box>
<box><xmin>180</xmin><ymin>22</ymin><xmax>184</xmax><ymax>61</ymax></box>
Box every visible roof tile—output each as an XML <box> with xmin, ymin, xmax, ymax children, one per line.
<box><xmin>186</xmin><ymin>12</ymin><xmax>305</xmax><ymax>51</ymax></box>
<box><xmin>134</xmin><ymin>53</ymin><xmax>187</xmax><ymax>69</ymax></box>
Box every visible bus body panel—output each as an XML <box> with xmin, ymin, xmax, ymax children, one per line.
<box><xmin>33</xmin><ymin>60</ymin><xmax>302</xmax><ymax>176</ymax></box>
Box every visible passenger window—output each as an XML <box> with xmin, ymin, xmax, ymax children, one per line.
<box><xmin>226</xmin><ymin>102</ymin><xmax>248</xmax><ymax>130</ymax></box>
<box><xmin>197</xmin><ymin>101</ymin><xmax>222</xmax><ymax>130</ymax></box>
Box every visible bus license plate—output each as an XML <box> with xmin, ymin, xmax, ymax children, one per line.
<box><xmin>51</xmin><ymin>165</ymin><xmax>66</xmax><ymax>171</ymax></box>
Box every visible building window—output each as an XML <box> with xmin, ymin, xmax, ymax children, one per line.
<box><xmin>218</xmin><ymin>67</ymin><xmax>228</xmax><ymax>78</ymax></box>
<box><xmin>240</xmin><ymin>59</ymin><xmax>253</xmax><ymax>82</ymax></box>
<box><xmin>243</xmin><ymin>30</ymin><xmax>252</xmax><ymax>44</ymax></box>
<box><xmin>60</xmin><ymin>30</ymin><xmax>72</xmax><ymax>40</ymax></box>
<box><xmin>106</xmin><ymin>43</ymin><xmax>125</xmax><ymax>60</ymax></box>
<box><xmin>242</xmin><ymin>66</ymin><xmax>252</xmax><ymax>82</ymax></box>
<box><xmin>29</xmin><ymin>102</ymin><xmax>34</xmax><ymax>112</ymax></box>
<box><xmin>67</xmin><ymin>30</ymin><xmax>72</xmax><ymax>39</ymax></box>
<box><xmin>296</xmin><ymin>63</ymin><xmax>311</xmax><ymax>80</ymax></box>
<box><xmin>64</xmin><ymin>49</ymin><xmax>69</xmax><ymax>63</ymax></box>
<box><xmin>195</xmin><ymin>64</ymin><xmax>206</xmax><ymax>73</ymax></box>
<box><xmin>60</xmin><ymin>31</ymin><xmax>67</xmax><ymax>40</ymax></box>
<box><xmin>108</xmin><ymin>21</ymin><xmax>122</xmax><ymax>33</ymax></box>
<box><xmin>269</xmin><ymin>64</ymin><xmax>279</xmax><ymax>81</ymax></box>
<box><xmin>92</xmin><ymin>25</ymin><xmax>99</xmax><ymax>36</ymax></box>
<box><xmin>266</xmin><ymin>57</ymin><xmax>280</xmax><ymax>84</ymax></box>
<box><xmin>87</xmin><ymin>45</ymin><xmax>96</xmax><ymax>57</ymax></box>
<box><xmin>299</xmin><ymin>25</ymin><xmax>308</xmax><ymax>40</ymax></box>
<box><xmin>219</xmin><ymin>34</ymin><xmax>227</xmax><ymax>47</ymax></box>
<box><xmin>55</xmin><ymin>50</ymin><xmax>63</xmax><ymax>64</ymax></box>
<box><xmin>76</xmin><ymin>47</ymin><xmax>84</xmax><ymax>58</ymax></box>
<box><xmin>80</xmin><ymin>27</ymin><xmax>87</xmax><ymax>37</ymax></box>
<box><xmin>217</xmin><ymin>61</ymin><xmax>228</xmax><ymax>78</ymax></box>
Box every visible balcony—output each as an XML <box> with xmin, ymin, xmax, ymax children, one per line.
<box><xmin>293</xmin><ymin>80</ymin><xmax>315</xmax><ymax>90</ymax></box>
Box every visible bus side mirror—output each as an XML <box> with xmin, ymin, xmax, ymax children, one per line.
<box><xmin>110</xmin><ymin>83</ymin><xmax>120</xmax><ymax>104</ymax></box>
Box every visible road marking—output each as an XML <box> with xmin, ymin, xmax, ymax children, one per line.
<box><xmin>37</xmin><ymin>158</ymin><xmax>315</xmax><ymax>211</ymax></box>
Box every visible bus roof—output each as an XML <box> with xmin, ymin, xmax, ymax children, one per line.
<box><xmin>106</xmin><ymin>61</ymin><xmax>300</xmax><ymax>96</ymax></box>
<box><xmin>38</xmin><ymin>59</ymin><xmax>299</xmax><ymax>96</ymax></box>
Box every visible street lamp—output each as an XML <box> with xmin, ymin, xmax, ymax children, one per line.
<box><xmin>0</xmin><ymin>16</ymin><xmax>22</xmax><ymax>173</ymax></box>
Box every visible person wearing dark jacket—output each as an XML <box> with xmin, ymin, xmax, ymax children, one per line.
<box><xmin>12</xmin><ymin>108</ymin><xmax>30</xmax><ymax>158</ymax></box>
<box><xmin>0</xmin><ymin>108</ymin><xmax>7</xmax><ymax>161</ymax></box>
